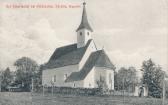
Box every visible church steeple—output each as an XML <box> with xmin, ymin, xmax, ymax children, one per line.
<box><xmin>76</xmin><ymin>2</ymin><xmax>93</xmax><ymax>48</ymax></box>
<box><xmin>76</xmin><ymin>2</ymin><xmax>93</xmax><ymax>32</ymax></box>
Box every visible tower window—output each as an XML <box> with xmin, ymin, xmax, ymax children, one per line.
<box><xmin>87</xmin><ymin>32</ymin><xmax>89</xmax><ymax>35</ymax></box>
<box><xmin>80</xmin><ymin>32</ymin><xmax>82</xmax><ymax>36</ymax></box>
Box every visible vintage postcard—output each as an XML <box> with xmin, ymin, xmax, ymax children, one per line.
<box><xmin>0</xmin><ymin>0</ymin><xmax>168</xmax><ymax>105</ymax></box>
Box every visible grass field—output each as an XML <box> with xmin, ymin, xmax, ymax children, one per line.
<box><xmin>0</xmin><ymin>92</ymin><xmax>167</xmax><ymax>105</ymax></box>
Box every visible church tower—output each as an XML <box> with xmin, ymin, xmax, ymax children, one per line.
<box><xmin>76</xmin><ymin>2</ymin><xmax>93</xmax><ymax>48</ymax></box>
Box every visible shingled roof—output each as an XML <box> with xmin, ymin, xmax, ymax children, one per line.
<box><xmin>65</xmin><ymin>50</ymin><xmax>115</xmax><ymax>82</ymax></box>
<box><xmin>43</xmin><ymin>39</ymin><xmax>92</xmax><ymax>69</ymax></box>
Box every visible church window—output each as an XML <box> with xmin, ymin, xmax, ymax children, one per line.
<box><xmin>87</xmin><ymin>32</ymin><xmax>89</xmax><ymax>35</ymax></box>
<box><xmin>80</xmin><ymin>32</ymin><xmax>82</xmax><ymax>36</ymax></box>
<box><xmin>89</xmin><ymin>83</ymin><xmax>91</xmax><ymax>87</ymax></box>
<box><xmin>109</xmin><ymin>73</ymin><xmax>112</xmax><ymax>84</ymax></box>
<box><xmin>54</xmin><ymin>75</ymin><xmax>56</xmax><ymax>82</ymax></box>
<box><xmin>64</xmin><ymin>74</ymin><xmax>68</xmax><ymax>81</ymax></box>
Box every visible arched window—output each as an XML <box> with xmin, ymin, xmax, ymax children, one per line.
<box><xmin>87</xmin><ymin>32</ymin><xmax>89</xmax><ymax>35</ymax></box>
<box><xmin>80</xmin><ymin>32</ymin><xmax>82</xmax><ymax>36</ymax></box>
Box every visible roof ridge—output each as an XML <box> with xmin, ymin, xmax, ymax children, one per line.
<box><xmin>56</xmin><ymin>43</ymin><xmax>77</xmax><ymax>50</ymax></box>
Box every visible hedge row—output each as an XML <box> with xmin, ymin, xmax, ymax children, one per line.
<box><xmin>39</xmin><ymin>86</ymin><xmax>105</xmax><ymax>96</ymax></box>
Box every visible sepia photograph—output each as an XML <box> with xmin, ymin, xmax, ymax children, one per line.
<box><xmin>0</xmin><ymin>0</ymin><xmax>168</xmax><ymax>105</ymax></box>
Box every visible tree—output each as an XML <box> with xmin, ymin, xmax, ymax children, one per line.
<box><xmin>1</xmin><ymin>67</ymin><xmax>12</xmax><ymax>91</ymax></box>
<box><xmin>32</xmin><ymin>64</ymin><xmax>45</xmax><ymax>92</ymax></box>
<box><xmin>115</xmin><ymin>67</ymin><xmax>138</xmax><ymax>92</ymax></box>
<box><xmin>14</xmin><ymin>57</ymin><xmax>38</xmax><ymax>91</ymax></box>
<box><xmin>141</xmin><ymin>59</ymin><xmax>164</xmax><ymax>98</ymax></box>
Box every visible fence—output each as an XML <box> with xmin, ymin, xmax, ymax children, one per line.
<box><xmin>35</xmin><ymin>86</ymin><xmax>134</xmax><ymax>96</ymax></box>
<box><xmin>42</xmin><ymin>86</ymin><xmax>101</xmax><ymax>96</ymax></box>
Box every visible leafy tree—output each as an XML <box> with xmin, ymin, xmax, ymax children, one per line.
<box><xmin>141</xmin><ymin>59</ymin><xmax>164</xmax><ymax>98</ymax></box>
<box><xmin>14</xmin><ymin>57</ymin><xmax>38</xmax><ymax>91</ymax></box>
<box><xmin>32</xmin><ymin>64</ymin><xmax>45</xmax><ymax>92</ymax></box>
<box><xmin>1</xmin><ymin>67</ymin><xmax>12</xmax><ymax>91</ymax></box>
<box><xmin>115</xmin><ymin>67</ymin><xmax>138</xmax><ymax>92</ymax></box>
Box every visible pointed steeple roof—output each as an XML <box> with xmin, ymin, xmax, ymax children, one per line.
<box><xmin>76</xmin><ymin>2</ymin><xmax>93</xmax><ymax>32</ymax></box>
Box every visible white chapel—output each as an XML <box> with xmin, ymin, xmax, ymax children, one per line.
<box><xmin>42</xmin><ymin>2</ymin><xmax>115</xmax><ymax>90</ymax></box>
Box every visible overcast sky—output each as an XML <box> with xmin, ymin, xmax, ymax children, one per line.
<box><xmin>0</xmin><ymin>0</ymin><xmax>167</xmax><ymax>72</ymax></box>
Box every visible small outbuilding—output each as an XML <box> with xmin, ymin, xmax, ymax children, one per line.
<box><xmin>134</xmin><ymin>84</ymin><xmax>148</xmax><ymax>97</ymax></box>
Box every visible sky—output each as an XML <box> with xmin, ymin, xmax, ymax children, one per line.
<box><xmin>0</xmin><ymin>0</ymin><xmax>168</xmax><ymax>73</ymax></box>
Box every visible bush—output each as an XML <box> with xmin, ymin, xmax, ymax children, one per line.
<box><xmin>38</xmin><ymin>86</ymin><xmax>103</xmax><ymax>96</ymax></box>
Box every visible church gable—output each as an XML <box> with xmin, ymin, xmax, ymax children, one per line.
<box><xmin>65</xmin><ymin>50</ymin><xmax>100</xmax><ymax>82</ymax></box>
<box><xmin>65</xmin><ymin>50</ymin><xmax>115</xmax><ymax>82</ymax></box>
<box><xmin>95</xmin><ymin>50</ymin><xmax>115</xmax><ymax>69</ymax></box>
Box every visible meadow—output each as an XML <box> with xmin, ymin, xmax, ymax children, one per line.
<box><xmin>0</xmin><ymin>92</ymin><xmax>167</xmax><ymax>105</ymax></box>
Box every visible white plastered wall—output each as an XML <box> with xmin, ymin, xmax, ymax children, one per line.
<box><xmin>77</xmin><ymin>29</ymin><xmax>92</xmax><ymax>48</ymax></box>
<box><xmin>83</xmin><ymin>67</ymin><xmax>95</xmax><ymax>88</ymax></box>
<box><xmin>42</xmin><ymin>64</ymin><xmax>83</xmax><ymax>87</ymax></box>
<box><xmin>94</xmin><ymin>67</ymin><xmax>114</xmax><ymax>90</ymax></box>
